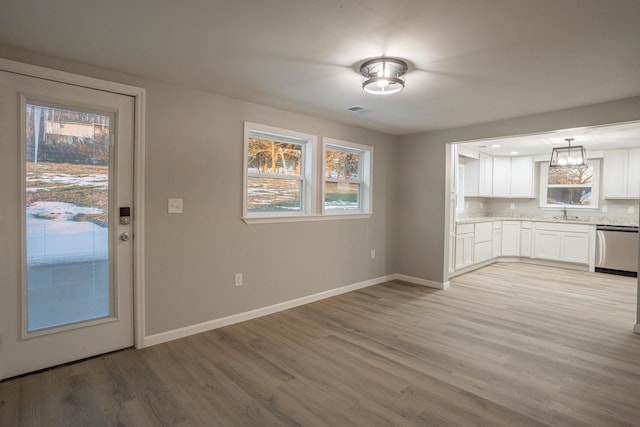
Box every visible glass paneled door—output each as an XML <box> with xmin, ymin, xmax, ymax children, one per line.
<box><xmin>0</xmin><ymin>69</ymin><xmax>135</xmax><ymax>380</ymax></box>
<box><xmin>25</xmin><ymin>103</ymin><xmax>113</xmax><ymax>331</ymax></box>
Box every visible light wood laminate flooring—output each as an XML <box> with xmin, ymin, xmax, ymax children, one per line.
<box><xmin>1</xmin><ymin>263</ymin><xmax>639</xmax><ymax>426</ymax></box>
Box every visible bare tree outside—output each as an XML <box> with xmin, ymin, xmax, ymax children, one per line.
<box><xmin>247</xmin><ymin>138</ymin><xmax>303</xmax><ymax>212</ymax></box>
<box><xmin>547</xmin><ymin>166</ymin><xmax>593</xmax><ymax>206</ymax></box>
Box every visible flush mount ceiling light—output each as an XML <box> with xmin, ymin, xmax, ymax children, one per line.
<box><xmin>550</xmin><ymin>138</ymin><xmax>588</xmax><ymax>168</ymax></box>
<box><xmin>359</xmin><ymin>57</ymin><xmax>408</xmax><ymax>95</ymax></box>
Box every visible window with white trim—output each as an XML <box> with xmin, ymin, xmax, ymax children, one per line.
<box><xmin>243</xmin><ymin>122</ymin><xmax>315</xmax><ymax>217</ymax></box>
<box><xmin>539</xmin><ymin>160</ymin><xmax>600</xmax><ymax>208</ymax></box>
<box><xmin>323</xmin><ymin>138</ymin><xmax>372</xmax><ymax>214</ymax></box>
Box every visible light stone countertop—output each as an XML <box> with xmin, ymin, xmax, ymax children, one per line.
<box><xmin>456</xmin><ymin>215</ymin><xmax>639</xmax><ymax>227</ymax></box>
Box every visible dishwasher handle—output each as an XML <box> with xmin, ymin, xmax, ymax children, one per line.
<box><xmin>596</xmin><ymin>225</ymin><xmax>639</xmax><ymax>232</ymax></box>
<box><xmin>595</xmin><ymin>230</ymin><xmax>605</xmax><ymax>268</ymax></box>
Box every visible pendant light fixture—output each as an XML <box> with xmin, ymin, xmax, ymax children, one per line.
<box><xmin>359</xmin><ymin>57</ymin><xmax>408</xmax><ymax>95</ymax></box>
<box><xmin>550</xmin><ymin>138</ymin><xmax>587</xmax><ymax>168</ymax></box>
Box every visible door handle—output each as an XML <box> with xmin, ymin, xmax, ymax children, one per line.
<box><xmin>119</xmin><ymin>232</ymin><xmax>131</xmax><ymax>242</ymax></box>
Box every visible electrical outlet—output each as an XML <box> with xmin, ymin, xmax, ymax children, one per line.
<box><xmin>510</xmin><ymin>203</ymin><xmax>515</xmax><ymax>210</ymax></box>
<box><xmin>234</xmin><ymin>273</ymin><xmax>243</xmax><ymax>287</ymax></box>
<box><xmin>602</xmin><ymin>205</ymin><xmax>608</xmax><ymax>213</ymax></box>
<box><xmin>628</xmin><ymin>206</ymin><xmax>635</xmax><ymax>214</ymax></box>
<box><xmin>168</xmin><ymin>198</ymin><xmax>183</xmax><ymax>214</ymax></box>
<box><xmin>370</xmin><ymin>249</ymin><xmax>376</xmax><ymax>259</ymax></box>
<box><xmin>480</xmin><ymin>202</ymin><xmax>483</xmax><ymax>209</ymax></box>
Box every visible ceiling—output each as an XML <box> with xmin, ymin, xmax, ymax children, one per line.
<box><xmin>459</xmin><ymin>120</ymin><xmax>640</xmax><ymax>156</ymax></box>
<box><xmin>0</xmin><ymin>0</ymin><xmax>639</xmax><ymax>135</ymax></box>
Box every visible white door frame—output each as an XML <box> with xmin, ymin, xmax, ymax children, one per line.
<box><xmin>0</xmin><ymin>58</ymin><xmax>147</xmax><ymax>348</ymax></box>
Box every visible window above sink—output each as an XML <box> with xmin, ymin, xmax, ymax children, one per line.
<box><xmin>539</xmin><ymin>160</ymin><xmax>600</xmax><ymax>209</ymax></box>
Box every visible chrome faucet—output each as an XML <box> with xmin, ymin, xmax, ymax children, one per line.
<box><xmin>562</xmin><ymin>206</ymin><xmax>568</xmax><ymax>220</ymax></box>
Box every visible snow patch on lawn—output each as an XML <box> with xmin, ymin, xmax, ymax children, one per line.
<box><xmin>27</xmin><ymin>202</ymin><xmax>108</xmax><ymax>265</ymax></box>
<box><xmin>27</xmin><ymin>172</ymin><xmax>108</xmax><ymax>189</ymax></box>
<box><xmin>28</xmin><ymin>201</ymin><xmax>103</xmax><ymax>220</ymax></box>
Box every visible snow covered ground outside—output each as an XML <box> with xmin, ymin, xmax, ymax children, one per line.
<box><xmin>26</xmin><ymin>170</ymin><xmax>108</xmax><ymax>191</ymax></box>
<box><xmin>26</xmin><ymin>201</ymin><xmax>110</xmax><ymax>330</ymax></box>
<box><xmin>27</xmin><ymin>201</ymin><xmax>108</xmax><ymax>265</ymax></box>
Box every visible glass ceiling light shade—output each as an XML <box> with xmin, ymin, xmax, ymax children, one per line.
<box><xmin>359</xmin><ymin>57</ymin><xmax>408</xmax><ymax>95</ymax></box>
<box><xmin>550</xmin><ymin>138</ymin><xmax>588</xmax><ymax>168</ymax></box>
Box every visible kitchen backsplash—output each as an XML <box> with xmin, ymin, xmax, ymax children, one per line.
<box><xmin>458</xmin><ymin>196</ymin><xmax>639</xmax><ymax>224</ymax></box>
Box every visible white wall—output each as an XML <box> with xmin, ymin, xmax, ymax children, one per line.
<box><xmin>0</xmin><ymin>45</ymin><xmax>400</xmax><ymax>338</ymax></box>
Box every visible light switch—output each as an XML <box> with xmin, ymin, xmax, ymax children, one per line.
<box><xmin>168</xmin><ymin>198</ymin><xmax>183</xmax><ymax>214</ymax></box>
<box><xmin>628</xmin><ymin>206</ymin><xmax>635</xmax><ymax>214</ymax></box>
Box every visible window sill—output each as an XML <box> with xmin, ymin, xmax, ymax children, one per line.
<box><xmin>242</xmin><ymin>213</ymin><xmax>372</xmax><ymax>224</ymax></box>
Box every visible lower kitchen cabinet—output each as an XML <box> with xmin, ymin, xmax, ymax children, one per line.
<box><xmin>501</xmin><ymin>221</ymin><xmax>521</xmax><ymax>256</ymax></box>
<box><xmin>455</xmin><ymin>223</ymin><xmax>475</xmax><ymax>269</ymax></box>
<box><xmin>455</xmin><ymin>233</ymin><xmax>474</xmax><ymax>269</ymax></box>
<box><xmin>560</xmin><ymin>233</ymin><xmax>590</xmax><ymax>264</ymax></box>
<box><xmin>474</xmin><ymin>222</ymin><xmax>493</xmax><ymax>263</ymax></box>
<box><xmin>521</xmin><ymin>222</ymin><xmax>532</xmax><ymax>257</ymax></box>
<box><xmin>533</xmin><ymin>222</ymin><xmax>591</xmax><ymax>264</ymax></box>
<box><xmin>492</xmin><ymin>221</ymin><xmax>502</xmax><ymax>258</ymax></box>
<box><xmin>534</xmin><ymin>231</ymin><xmax>561</xmax><ymax>260</ymax></box>
<box><xmin>474</xmin><ymin>241</ymin><xmax>492</xmax><ymax>263</ymax></box>
<box><xmin>454</xmin><ymin>219</ymin><xmax>594</xmax><ymax>273</ymax></box>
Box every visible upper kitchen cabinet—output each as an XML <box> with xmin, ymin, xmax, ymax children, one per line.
<box><xmin>492</xmin><ymin>156</ymin><xmax>535</xmax><ymax>198</ymax></box>
<box><xmin>602</xmin><ymin>148</ymin><xmax>640</xmax><ymax>199</ymax></box>
<box><xmin>492</xmin><ymin>157</ymin><xmax>511</xmax><ymax>197</ymax></box>
<box><xmin>478</xmin><ymin>153</ymin><xmax>493</xmax><ymax>197</ymax></box>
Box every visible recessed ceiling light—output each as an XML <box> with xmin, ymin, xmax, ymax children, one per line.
<box><xmin>491</xmin><ymin>144</ymin><xmax>501</xmax><ymax>148</ymax></box>
<box><xmin>510</xmin><ymin>151</ymin><xmax>519</xmax><ymax>155</ymax></box>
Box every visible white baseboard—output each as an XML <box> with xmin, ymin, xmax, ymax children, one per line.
<box><xmin>138</xmin><ymin>273</ymin><xmax>450</xmax><ymax>348</ymax></box>
<box><xmin>143</xmin><ymin>274</ymin><xmax>395</xmax><ymax>347</ymax></box>
<box><xmin>142</xmin><ymin>272</ymin><xmax>450</xmax><ymax>348</ymax></box>
<box><xmin>634</xmin><ymin>323</ymin><xmax>640</xmax><ymax>334</ymax></box>
<box><xmin>392</xmin><ymin>273</ymin><xmax>450</xmax><ymax>290</ymax></box>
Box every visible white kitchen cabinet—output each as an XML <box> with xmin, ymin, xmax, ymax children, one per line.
<box><xmin>492</xmin><ymin>157</ymin><xmax>511</xmax><ymax>197</ymax></box>
<box><xmin>510</xmin><ymin>156</ymin><xmax>535</xmax><ymax>198</ymax></box>
<box><xmin>474</xmin><ymin>241</ymin><xmax>492</xmax><ymax>264</ymax></box>
<box><xmin>474</xmin><ymin>222</ymin><xmax>493</xmax><ymax>243</ymax></box>
<box><xmin>501</xmin><ymin>221</ymin><xmax>521</xmax><ymax>256</ymax></box>
<box><xmin>603</xmin><ymin>148</ymin><xmax>640</xmax><ymax>199</ymax></box>
<box><xmin>474</xmin><ymin>222</ymin><xmax>493</xmax><ymax>263</ymax></box>
<box><xmin>491</xmin><ymin>156</ymin><xmax>534</xmax><ymax>198</ymax></box>
<box><xmin>533</xmin><ymin>222</ymin><xmax>591</xmax><ymax>264</ymax></box>
<box><xmin>603</xmin><ymin>149</ymin><xmax>627</xmax><ymax>198</ymax></box>
<box><xmin>492</xmin><ymin>221</ymin><xmax>502</xmax><ymax>258</ymax></box>
<box><xmin>521</xmin><ymin>221</ymin><xmax>532</xmax><ymax>257</ymax></box>
<box><xmin>463</xmin><ymin>157</ymin><xmax>479</xmax><ymax>197</ymax></box>
<box><xmin>455</xmin><ymin>224</ymin><xmax>475</xmax><ymax>269</ymax></box>
<box><xmin>561</xmin><ymin>233</ymin><xmax>590</xmax><ymax>264</ymax></box>
<box><xmin>628</xmin><ymin>149</ymin><xmax>640</xmax><ymax>198</ymax></box>
<box><xmin>455</xmin><ymin>233</ymin><xmax>474</xmax><ymax>269</ymax></box>
<box><xmin>478</xmin><ymin>153</ymin><xmax>493</xmax><ymax>197</ymax></box>
<box><xmin>534</xmin><ymin>231</ymin><xmax>561</xmax><ymax>260</ymax></box>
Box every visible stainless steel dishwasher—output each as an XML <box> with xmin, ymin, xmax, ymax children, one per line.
<box><xmin>595</xmin><ymin>225</ymin><xmax>639</xmax><ymax>277</ymax></box>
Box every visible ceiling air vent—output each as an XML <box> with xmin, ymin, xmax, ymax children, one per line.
<box><xmin>344</xmin><ymin>105</ymin><xmax>365</xmax><ymax>113</ymax></box>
